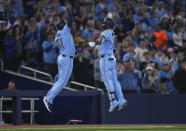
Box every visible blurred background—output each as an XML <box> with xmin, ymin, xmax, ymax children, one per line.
<box><xmin>0</xmin><ymin>0</ymin><xmax>186</xmax><ymax>126</ymax></box>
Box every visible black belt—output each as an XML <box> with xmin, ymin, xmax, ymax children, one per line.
<box><xmin>100</xmin><ymin>55</ymin><xmax>114</xmax><ymax>61</ymax></box>
<box><xmin>62</xmin><ymin>54</ymin><xmax>73</xmax><ymax>59</ymax></box>
<box><xmin>100</xmin><ymin>54</ymin><xmax>112</xmax><ymax>58</ymax></box>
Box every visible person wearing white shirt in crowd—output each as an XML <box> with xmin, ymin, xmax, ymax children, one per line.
<box><xmin>173</xmin><ymin>26</ymin><xmax>184</xmax><ymax>51</ymax></box>
<box><xmin>135</xmin><ymin>40</ymin><xmax>148</xmax><ymax>62</ymax></box>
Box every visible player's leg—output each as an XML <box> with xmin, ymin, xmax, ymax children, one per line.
<box><xmin>100</xmin><ymin>58</ymin><xmax>119</xmax><ymax>112</ymax></box>
<box><xmin>111</xmin><ymin>61</ymin><xmax>128</xmax><ymax>111</ymax></box>
<box><xmin>44</xmin><ymin>56</ymin><xmax>73</xmax><ymax>109</ymax></box>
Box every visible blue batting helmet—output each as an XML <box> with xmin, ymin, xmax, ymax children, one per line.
<box><xmin>56</xmin><ymin>20</ymin><xmax>66</xmax><ymax>30</ymax></box>
<box><xmin>102</xmin><ymin>18</ymin><xmax>114</xmax><ymax>30</ymax></box>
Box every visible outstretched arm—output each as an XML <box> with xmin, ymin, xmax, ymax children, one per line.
<box><xmin>88</xmin><ymin>34</ymin><xmax>105</xmax><ymax>47</ymax></box>
<box><xmin>66</xmin><ymin>3</ymin><xmax>73</xmax><ymax>28</ymax></box>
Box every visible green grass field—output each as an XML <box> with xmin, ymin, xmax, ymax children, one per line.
<box><xmin>0</xmin><ymin>125</ymin><xmax>186</xmax><ymax>131</ymax></box>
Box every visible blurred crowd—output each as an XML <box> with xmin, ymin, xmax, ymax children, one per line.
<box><xmin>0</xmin><ymin>0</ymin><xmax>186</xmax><ymax>94</ymax></box>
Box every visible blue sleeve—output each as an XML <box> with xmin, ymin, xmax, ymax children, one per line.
<box><xmin>67</xmin><ymin>8</ymin><xmax>73</xmax><ymax>28</ymax></box>
<box><xmin>63</xmin><ymin>24</ymin><xmax>70</xmax><ymax>33</ymax></box>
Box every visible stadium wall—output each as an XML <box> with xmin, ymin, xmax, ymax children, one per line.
<box><xmin>0</xmin><ymin>72</ymin><xmax>186</xmax><ymax>124</ymax></box>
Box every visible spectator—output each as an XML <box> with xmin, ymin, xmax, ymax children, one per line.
<box><xmin>75</xmin><ymin>6</ymin><xmax>88</xmax><ymax>31</ymax></box>
<box><xmin>149</xmin><ymin>48</ymin><xmax>162</xmax><ymax>67</ymax></box>
<box><xmin>177</xmin><ymin>52</ymin><xmax>185</xmax><ymax>68</ymax></box>
<box><xmin>82</xmin><ymin>19</ymin><xmax>97</xmax><ymax>39</ymax></box>
<box><xmin>155</xmin><ymin>2</ymin><xmax>166</xmax><ymax>19</ymax></box>
<box><xmin>158</xmin><ymin>63</ymin><xmax>176</xmax><ymax>94</ymax></box>
<box><xmin>73</xmin><ymin>48</ymin><xmax>94</xmax><ymax>86</ymax></box>
<box><xmin>42</xmin><ymin>32</ymin><xmax>58</xmax><ymax>77</ymax></box>
<box><xmin>0</xmin><ymin>20</ymin><xmax>6</xmax><ymax>59</ymax></box>
<box><xmin>93</xmin><ymin>47</ymin><xmax>105</xmax><ymax>91</ymax></box>
<box><xmin>7</xmin><ymin>11</ymin><xmax>16</xmax><ymax>26</ymax></box>
<box><xmin>7</xmin><ymin>80</ymin><xmax>15</xmax><ymax>91</ymax></box>
<box><xmin>123</xmin><ymin>43</ymin><xmax>138</xmax><ymax>63</ymax></box>
<box><xmin>119</xmin><ymin>6</ymin><xmax>134</xmax><ymax>32</ymax></box>
<box><xmin>164</xmin><ymin>48</ymin><xmax>178</xmax><ymax>72</ymax></box>
<box><xmin>173</xmin><ymin>26</ymin><xmax>184</xmax><ymax>52</ymax></box>
<box><xmin>150</xmin><ymin>24</ymin><xmax>168</xmax><ymax>51</ymax></box>
<box><xmin>4</xmin><ymin>29</ymin><xmax>17</xmax><ymax>71</ymax></box>
<box><xmin>13</xmin><ymin>25</ymin><xmax>23</xmax><ymax>67</ymax></box>
<box><xmin>119</xmin><ymin>40</ymin><xmax>128</xmax><ymax>58</ymax></box>
<box><xmin>147</xmin><ymin>10</ymin><xmax>160</xmax><ymax>27</ymax></box>
<box><xmin>173</xmin><ymin>58</ymin><xmax>186</xmax><ymax>93</ymax></box>
<box><xmin>134</xmin><ymin>0</ymin><xmax>147</xmax><ymax>13</ymax></box>
<box><xmin>118</xmin><ymin>60</ymin><xmax>142</xmax><ymax>93</ymax></box>
<box><xmin>95</xmin><ymin>0</ymin><xmax>107</xmax><ymax>20</ymax></box>
<box><xmin>133</xmin><ymin>7</ymin><xmax>146</xmax><ymax>24</ymax></box>
<box><xmin>2</xmin><ymin>80</ymin><xmax>16</xmax><ymax>124</ymax></box>
<box><xmin>114</xmin><ymin>21</ymin><xmax>126</xmax><ymax>42</ymax></box>
<box><xmin>0</xmin><ymin>0</ymin><xmax>185</xmax><ymax>94</ymax></box>
<box><xmin>40</xmin><ymin>19</ymin><xmax>50</xmax><ymax>44</ymax></box>
<box><xmin>135</xmin><ymin>40</ymin><xmax>148</xmax><ymax>62</ymax></box>
<box><xmin>142</xmin><ymin>66</ymin><xmax>160</xmax><ymax>93</ymax></box>
<box><xmin>140</xmin><ymin>52</ymin><xmax>151</xmax><ymax>74</ymax></box>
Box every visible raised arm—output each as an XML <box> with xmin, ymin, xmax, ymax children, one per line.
<box><xmin>88</xmin><ymin>33</ymin><xmax>105</xmax><ymax>47</ymax></box>
<box><xmin>66</xmin><ymin>3</ymin><xmax>73</xmax><ymax>28</ymax></box>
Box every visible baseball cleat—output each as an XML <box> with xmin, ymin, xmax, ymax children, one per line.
<box><xmin>43</xmin><ymin>96</ymin><xmax>52</xmax><ymax>113</ymax></box>
<box><xmin>109</xmin><ymin>100</ymin><xmax>119</xmax><ymax>113</ymax></box>
<box><xmin>118</xmin><ymin>100</ymin><xmax>128</xmax><ymax>112</ymax></box>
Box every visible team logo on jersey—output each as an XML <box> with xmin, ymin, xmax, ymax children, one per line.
<box><xmin>101</xmin><ymin>32</ymin><xmax>106</xmax><ymax>40</ymax></box>
<box><xmin>56</xmin><ymin>38</ymin><xmax>63</xmax><ymax>48</ymax></box>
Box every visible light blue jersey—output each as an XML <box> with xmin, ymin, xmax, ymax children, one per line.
<box><xmin>98</xmin><ymin>29</ymin><xmax>127</xmax><ymax>112</ymax></box>
<box><xmin>55</xmin><ymin>24</ymin><xmax>75</xmax><ymax>56</ymax></box>
<box><xmin>98</xmin><ymin>30</ymin><xmax>115</xmax><ymax>56</ymax></box>
<box><xmin>44</xmin><ymin>7</ymin><xmax>75</xmax><ymax>111</ymax></box>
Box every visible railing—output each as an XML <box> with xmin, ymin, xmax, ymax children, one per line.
<box><xmin>3</xmin><ymin>70</ymin><xmax>78</xmax><ymax>91</ymax></box>
<box><xmin>18</xmin><ymin>66</ymin><xmax>53</xmax><ymax>83</ymax></box>
<box><xmin>69</xmin><ymin>81</ymin><xmax>104</xmax><ymax>94</ymax></box>
<box><xmin>0</xmin><ymin>60</ymin><xmax>3</xmax><ymax>71</ymax></box>
<box><xmin>0</xmin><ymin>97</ymin><xmax>39</xmax><ymax>125</ymax></box>
<box><xmin>3</xmin><ymin>65</ymin><xmax>104</xmax><ymax>93</ymax></box>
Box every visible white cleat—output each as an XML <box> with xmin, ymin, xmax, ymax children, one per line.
<box><xmin>43</xmin><ymin>96</ymin><xmax>52</xmax><ymax>113</ymax></box>
<box><xmin>109</xmin><ymin>101</ymin><xmax>119</xmax><ymax>113</ymax></box>
<box><xmin>118</xmin><ymin>100</ymin><xmax>128</xmax><ymax>112</ymax></box>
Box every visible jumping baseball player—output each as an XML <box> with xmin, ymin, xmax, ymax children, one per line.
<box><xmin>88</xmin><ymin>14</ymin><xmax>128</xmax><ymax>112</ymax></box>
<box><xmin>43</xmin><ymin>2</ymin><xmax>74</xmax><ymax>112</ymax></box>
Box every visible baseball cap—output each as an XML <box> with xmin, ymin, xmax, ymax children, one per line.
<box><xmin>0</xmin><ymin>20</ymin><xmax>6</xmax><ymax>24</ymax></box>
<box><xmin>146</xmin><ymin>66</ymin><xmax>153</xmax><ymax>71</ymax></box>
<box><xmin>167</xmin><ymin>48</ymin><xmax>174</xmax><ymax>52</ymax></box>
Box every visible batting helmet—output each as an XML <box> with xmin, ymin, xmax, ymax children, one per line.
<box><xmin>56</xmin><ymin>20</ymin><xmax>66</xmax><ymax>30</ymax></box>
<box><xmin>102</xmin><ymin>18</ymin><xmax>114</xmax><ymax>30</ymax></box>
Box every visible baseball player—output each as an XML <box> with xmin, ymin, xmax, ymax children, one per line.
<box><xmin>43</xmin><ymin>2</ymin><xmax>74</xmax><ymax>112</ymax></box>
<box><xmin>89</xmin><ymin>15</ymin><xmax>128</xmax><ymax>112</ymax></box>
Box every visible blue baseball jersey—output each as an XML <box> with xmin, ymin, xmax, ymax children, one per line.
<box><xmin>98</xmin><ymin>30</ymin><xmax>115</xmax><ymax>56</ymax></box>
<box><xmin>55</xmin><ymin>24</ymin><xmax>75</xmax><ymax>56</ymax></box>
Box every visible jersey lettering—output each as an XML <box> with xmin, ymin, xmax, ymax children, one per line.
<box><xmin>56</xmin><ymin>38</ymin><xmax>63</xmax><ymax>48</ymax></box>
